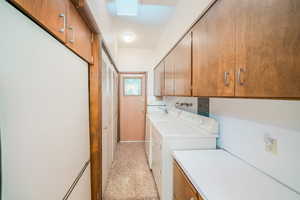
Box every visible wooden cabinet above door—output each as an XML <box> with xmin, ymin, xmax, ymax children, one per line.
<box><xmin>10</xmin><ymin>0</ymin><xmax>68</xmax><ymax>43</ymax></box>
<box><xmin>9</xmin><ymin>0</ymin><xmax>93</xmax><ymax>63</ymax></box>
<box><xmin>41</xmin><ymin>0</ymin><xmax>68</xmax><ymax>43</ymax></box>
<box><xmin>67</xmin><ymin>1</ymin><xmax>93</xmax><ymax>63</ymax></box>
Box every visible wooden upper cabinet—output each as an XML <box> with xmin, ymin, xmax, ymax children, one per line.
<box><xmin>9</xmin><ymin>0</ymin><xmax>43</xmax><ymax>20</ymax></box>
<box><xmin>10</xmin><ymin>0</ymin><xmax>68</xmax><ymax>43</ymax></box>
<box><xmin>9</xmin><ymin>0</ymin><xmax>93</xmax><ymax>63</ymax></box>
<box><xmin>67</xmin><ymin>1</ymin><xmax>93</xmax><ymax>63</ymax></box>
<box><xmin>174</xmin><ymin>33</ymin><xmax>192</xmax><ymax>96</ymax></box>
<box><xmin>154</xmin><ymin>62</ymin><xmax>165</xmax><ymax>97</ymax></box>
<box><xmin>235</xmin><ymin>0</ymin><xmax>300</xmax><ymax>98</ymax></box>
<box><xmin>192</xmin><ymin>0</ymin><xmax>235</xmax><ymax>97</ymax></box>
<box><xmin>164</xmin><ymin>51</ymin><xmax>175</xmax><ymax>96</ymax></box>
<box><xmin>41</xmin><ymin>0</ymin><xmax>68</xmax><ymax>42</ymax></box>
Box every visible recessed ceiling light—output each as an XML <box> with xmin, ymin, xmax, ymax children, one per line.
<box><xmin>116</xmin><ymin>0</ymin><xmax>139</xmax><ymax>16</ymax></box>
<box><xmin>122</xmin><ymin>32</ymin><xmax>136</xmax><ymax>43</ymax></box>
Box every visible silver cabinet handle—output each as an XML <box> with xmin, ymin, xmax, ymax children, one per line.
<box><xmin>224</xmin><ymin>72</ymin><xmax>230</xmax><ymax>86</ymax></box>
<box><xmin>68</xmin><ymin>26</ymin><xmax>75</xmax><ymax>43</ymax></box>
<box><xmin>190</xmin><ymin>198</ymin><xmax>195</xmax><ymax>200</ymax></box>
<box><xmin>59</xmin><ymin>13</ymin><xmax>66</xmax><ymax>33</ymax></box>
<box><xmin>237</xmin><ymin>68</ymin><xmax>246</xmax><ymax>86</ymax></box>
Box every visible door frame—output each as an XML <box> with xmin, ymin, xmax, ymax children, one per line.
<box><xmin>118</xmin><ymin>72</ymin><xmax>148</xmax><ymax>142</ymax></box>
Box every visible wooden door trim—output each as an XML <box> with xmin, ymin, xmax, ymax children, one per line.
<box><xmin>89</xmin><ymin>33</ymin><xmax>102</xmax><ymax>200</ymax></box>
<box><xmin>74</xmin><ymin>2</ymin><xmax>119</xmax><ymax>200</ymax></box>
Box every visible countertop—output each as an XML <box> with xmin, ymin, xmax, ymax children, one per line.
<box><xmin>173</xmin><ymin>150</ymin><xmax>300</xmax><ymax>200</ymax></box>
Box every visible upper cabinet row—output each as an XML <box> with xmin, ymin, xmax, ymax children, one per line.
<box><xmin>157</xmin><ymin>32</ymin><xmax>192</xmax><ymax>97</ymax></box>
<box><xmin>10</xmin><ymin>0</ymin><xmax>93</xmax><ymax>63</ymax></box>
<box><xmin>154</xmin><ymin>0</ymin><xmax>300</xmax><ymax>98</ymax></box>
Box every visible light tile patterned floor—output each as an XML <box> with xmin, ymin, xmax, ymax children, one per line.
<box><xmin>103</xmin><ymin>142</ymin><xmax>159</xmax><ymax>200</ymax></box>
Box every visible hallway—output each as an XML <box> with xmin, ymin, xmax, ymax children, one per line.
<box><xmin>103</xmin><ymin>143</ymin><xmax>159</xmax><ymax>200</ymax></box>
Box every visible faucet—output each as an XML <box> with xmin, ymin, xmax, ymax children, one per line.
<box><xmin>163</xmin><ymin>106</ymin><xmax>168</xmax><ymax>114</ymax></box>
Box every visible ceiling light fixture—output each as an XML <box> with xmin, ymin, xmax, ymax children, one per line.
<box><xmin>116</xmin><ymin>0</ymin><xmax>139</xmax><ymax>16</ymax></box>
<box><xmin>122</xmin><ymin>32</ymin><xmax>136</xmax><ymax>43</ymax></box>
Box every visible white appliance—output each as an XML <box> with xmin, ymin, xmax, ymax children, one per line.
<box><xmin>145</xmin><ymin>109</ymin><xmax>173</xmax><ymax>169</ymax></box>
<box><xmin>145</xmin><ymin>114</ymin><xmax>152</xmax><ymax>168</ymax></box>
<box><xmin>149</xmin><ymin>109</ymin><xmax>219</xmax><ymax>200</ymax></box>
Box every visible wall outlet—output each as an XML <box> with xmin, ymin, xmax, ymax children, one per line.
<box><xmin>264</xmin><ymin>134</ymin><xmax>278</xmax><ymax>155</ymax></box>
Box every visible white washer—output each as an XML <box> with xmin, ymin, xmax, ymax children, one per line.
<box><xmin>150</xmin><ymin>111</ymin><xmax>219</xmax><ymax>200</ymax></box>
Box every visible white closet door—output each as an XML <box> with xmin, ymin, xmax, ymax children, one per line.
<box><xmin>102</xmin><ymin>60</ymin><xmax>109</xmax><ymax>192</ymax></box>
<box><xmin>0</xmin><ymin>2</ymin><xmax>90</xmax><ymax>200</ymax></box>
<box><xmin>67</xmin><ymin>166</ymin><xmax>91</xmax><ymax>200</ymax></box>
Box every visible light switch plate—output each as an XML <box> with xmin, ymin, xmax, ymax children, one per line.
<box><xmin>264</xmin><ymin>133</ymin><xmax>278</xmax><ymax>155</ymax></box>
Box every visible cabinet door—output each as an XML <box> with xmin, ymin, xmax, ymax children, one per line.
<box><xmin>159</xmin><ymin>61</ymin><xmax>165</xmax><ymax>96</ymax></box>
<box><xmin>9</xmin><ymin>0</ymin><xmax>67</xmax><ymax>42</ymax></box>
<box><xmin>67</xmin><ymin>1</ymin><xmax>93</xmax><ymax>63</ymax></box>
<box><xmin>236</xmin><ymin>0</ymin><xmax>300</xmax><ymax>97</ymax></box>
<box><xmin>154</xmin><ymin>62</ymin><xmax>165</xmax><ymax>96</ymax></box>
<box><xmin>173</xmin><ymin>161</ymin><xmax>198</xmax><ymax>200</ymax></box>
<box><xmin>9</xmin><ymin>0</ymin><xmax>43</xmax><ymax>21</ymax></box>
<box><xmin>41</xmin><ymin>0</ymin><xmax>68</xmax><ymax>42</ymax></box>
<box><xmin>164</xmin><ymin>52</ymin><xmax>175</xmax><ymax>96</ymax></box>
<box><xmin>154</xmin><ymin>64</ymin><xmax>161</xmax><ymax>96</ymax></box>
<box><xmin>192</xmin><ymin>0</ymin><xmax>235</xmax><ymax>97</ymax></box>
<box><xmin>174</xmin><ymin>33</ymin><xmax>192</xmax><ymax>96</ymax></box>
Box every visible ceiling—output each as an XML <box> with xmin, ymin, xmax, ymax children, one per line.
<box><xmin>106</xmin><ymin>0</ymin><xmax>179</xmax><ymax>49</ymax></box>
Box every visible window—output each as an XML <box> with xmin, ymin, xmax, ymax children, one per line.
<box><xmin>124</xmin><ymin>78</ymin><xmax>142</xmax><ymax>96</ymax></box>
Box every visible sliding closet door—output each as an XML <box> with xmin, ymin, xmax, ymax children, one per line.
<box><xmin>0</xmin><ymin>2</ymin><xmax>90</xmax><ymax>199</ymax></box>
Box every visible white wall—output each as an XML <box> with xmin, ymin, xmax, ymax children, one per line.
<box><xmin>0</xmin><ymin>2</ymin><xmax>90</xmax><ymax>199</ymax></box>
<box><xmin>117</xmin><ymin>48</ymin><xmax>155</xmax><ymax>71</ymax></box>
<box><xmin>153</xmin><ymin>0</ymin><xmax>213</xmax><ymax>67</ymax></box>
<box><xmin>164</xmin><ymin>97</ymin><xmax>198</xmax><ymax>114</ymax></box>
<box><xmin>210</xmin><ymin>98</ymin><xmax>300</xmax><ymax>193</ymax></box>
<box><xmin>87</xmin><ymin>0</ymin><xmax>118</xmax><ymax>60</ymax></box>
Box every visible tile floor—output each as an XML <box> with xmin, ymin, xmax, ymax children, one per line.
<box><xmin>103</xmin><ymin>142</ymin><xmax>159</xmax><ymax>200</ymax></box>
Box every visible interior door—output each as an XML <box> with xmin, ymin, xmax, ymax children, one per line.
<box><xmin>120</xmin><ymin>73</ymin><xmax>146</xmax><ymax>141</ymax></box>
<box><xmin>192</xmin><ymin>0</ymin><xmax>235</xmax><ymax>97</ymax></box>
<box><xmin>235</xmin><ymin>0</ymin><xmax>300</xmax><ymax>97</ymax></box>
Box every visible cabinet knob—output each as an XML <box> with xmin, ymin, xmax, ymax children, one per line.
<box><xmin>190</xmin><ymin>197</ymin><xmax>195</xmax><ymax>200</ymax></box>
